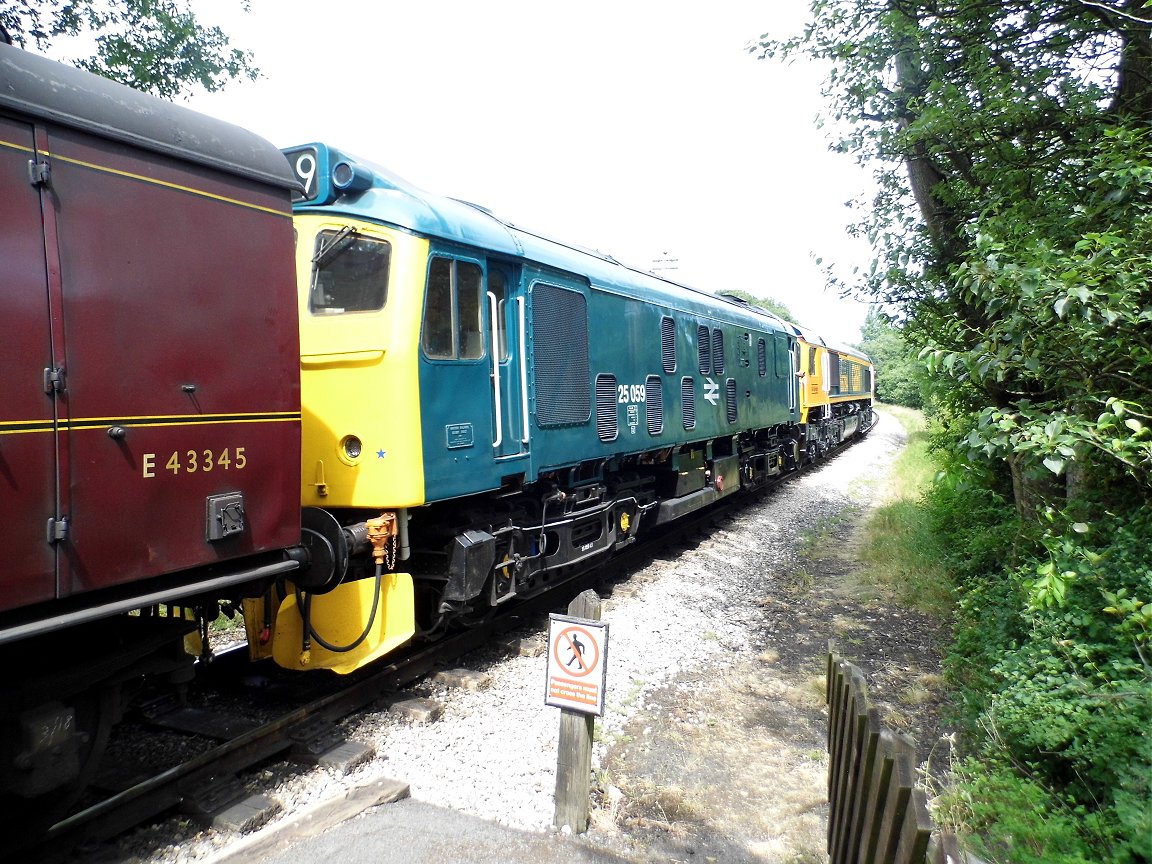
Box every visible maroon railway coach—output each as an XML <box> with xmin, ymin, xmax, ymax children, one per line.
<box><xmin>0</xmin><ymin>41</ymin><xmax>302</xmax><ymax>809</ymax></box>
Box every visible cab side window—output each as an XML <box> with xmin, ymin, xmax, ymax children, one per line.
<box><xmin>309</xmin><ymin>228</ymin><xmax>390</xmax><ymax>314</ymax></box>
<box><xmin>423</xmin><ymin>257</ymin><xmax>483</xmax><ymax>359</ymax></box>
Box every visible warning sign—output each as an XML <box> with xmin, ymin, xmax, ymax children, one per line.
<box><xmin>545</xmin><ymin>613</ymin><xmax>609</xmax><ymax>716</ymax></box>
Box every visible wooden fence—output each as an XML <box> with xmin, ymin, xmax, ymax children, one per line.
<box><xmin>826</xmin><ymin>649</ymin><xmax>971</xmax><ymax>864</ymax></box>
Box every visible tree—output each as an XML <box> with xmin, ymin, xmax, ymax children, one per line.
<box><xmin>858</xmin><ymin>307</ymin><xmax>924</xmax><ymax>407</ymax></box>
<box><xmin>0</xmin><ymin>0</ymin><xmax>257</xmax><ymax>100</ymax></box>
<box><xmin>757</xmin><ymin>1</ymin><xmax>1152</xmax><ymax>508</ymax></box>
<box><xmin>757</xmin><ymin>6</ymin><xmax>1152</xmax><ymax>857</ymax></box>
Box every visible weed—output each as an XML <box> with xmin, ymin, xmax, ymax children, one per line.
<box><xmin>210</xmin><ymin>609</ymin><xmax>244</xmax><ymax>633</ymax></box>
<box><xmin>622</xmin><ymin>780</ymin><xmax>700</xmax><ymax>826</ymax></box>
<box><xmin>936</xmin><ymin>758</ymin><xmax>1105</xmax><ymax>864</ymax></box>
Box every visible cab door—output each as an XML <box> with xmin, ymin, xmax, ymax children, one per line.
<box><xmin>1</xmin><ymin>118</ymin><xmax>58</xmax><ymax>611</ymax></box>
<box><xmin>419</xmin><ymin>254</ymin><xmax>532</xmax><ymax>500</ymax></box>
<box><xmin>486</xmin><ymin>263</ymin><xmax>529</xmax><ymax>461</ymax></box>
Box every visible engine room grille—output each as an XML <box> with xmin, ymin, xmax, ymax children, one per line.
<box><xmin>533</xmin><ymin>283</ymin><xmax>591</xmax><ymax>426</ymax></box>
<box><xmin>725</xmin><ymin>378</ymin><xmax>738</xmax><ymax>423</ymax></box>
<box><xmin>757</xmin><ymin>338</ymin><xmax>768</xmax><ymax>376</ymax></box>
<box><xmin>697</xmin><ymin>325</ymin><xmax>711</xmax><ymax>374</ymax></box>
<box><xmin>681</xmin><ymin>377</ymin><xmax>696</xmax><ymax>429</ymax></box>
<box><xmin>596</xmin><ymin>373</ymin><xmax>618</xmax><ymax>441</ymax></box>
<box><xmin>712</xmin><ymin>328</ymin><xmax>725</xmax><ymax>375</ymax></box>
<box><xmin>645</xmin><ymin>375</ymin><xmax>663</xmax><ymax>435</ymax></box>
<box><xmin>661</xmin><ymin>316</ymin><xmax>676</xmax><ymax>373</ymax></box>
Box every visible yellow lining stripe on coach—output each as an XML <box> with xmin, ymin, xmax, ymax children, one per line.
<box><xmin>0</xmin><ymin>412</ymin><xmax>300</xmax><ymax>435</ymax></box>
<box><xmin>2</xmin><ymin>135</ymin><xmax>289</xmax><ymax>217</ymax></box>
<box><xmin>44</xmin><ymin>151</ymin><xmax>291</xmax><ymax>217</ymax></box>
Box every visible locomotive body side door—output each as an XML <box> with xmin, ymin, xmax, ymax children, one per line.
<box><xmin>0</xmin><ymin>116</ymin><xmax>59</xmax><ymax>611</ymax></box>
<box><xmin>419</xmin><ymin>253</ymin><xmax>530</xmax><ymax>501</ymax></box>
<box><xmin>486</xmin><ymin>262</ymin><xmax>529</xmax><ymax>461</ymax></box>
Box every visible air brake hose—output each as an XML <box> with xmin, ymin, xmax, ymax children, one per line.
<box><xmin>297</xmin><ymin>512</ymin><xmax>396</xmax><ymax>657</ymax></box>
<box><xmin>297</xmin><ymin>563</ymin><xmax>384</xmax><ymax>654</ymax></box>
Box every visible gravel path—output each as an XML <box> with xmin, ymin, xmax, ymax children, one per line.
<box><xmin>106</xmin><ymin>412</ymin><xmax>921</xmax><ymax>863</ymax></box>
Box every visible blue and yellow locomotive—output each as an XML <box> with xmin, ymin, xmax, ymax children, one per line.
<box><xmin>246</xmin><ymin>143</ymin><xmax>871</xmax><ymax>674</ymax></box>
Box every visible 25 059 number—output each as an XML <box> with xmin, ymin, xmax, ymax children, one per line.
<box><xmin>142</xmin><ymin>448</ymin><xmax>247</xmax><ymax>479</ymax></box>
<box><xmin>617</xmin><ymin>384</ymin><xmax>646</xmax><ymax>404</ymax></box>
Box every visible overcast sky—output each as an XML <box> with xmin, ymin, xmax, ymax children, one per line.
<box><xmin>178</xmin><ymin>1</ymin><xmax>874</xmax><ymax>345</ymax></box>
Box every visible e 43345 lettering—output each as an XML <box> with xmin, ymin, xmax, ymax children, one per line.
<box><xmin>141</xmin><ymin>448</ymin><xmax>248</xmax><ymax>478</ymax></box>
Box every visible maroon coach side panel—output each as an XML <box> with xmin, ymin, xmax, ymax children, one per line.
<box><xmin>0</xmin><ymin>43</ymin><xmax>301</xmax><ymax>614</ymax></box>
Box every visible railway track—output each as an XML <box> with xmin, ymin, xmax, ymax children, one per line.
<box><xmin>12</xmin><ymin>440</ymin><xmax>862</xmax><ymax>863</ymax></box>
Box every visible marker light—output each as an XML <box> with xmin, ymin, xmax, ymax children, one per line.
<box><xmin>342</xmin><ymin>436</ymin><xmax>363</xmax><ymax>460</ymax></box>
<box><xmin>332</xmin><ymin>161</ymin><xmax>375</xmax><ymax>194</ymax></box>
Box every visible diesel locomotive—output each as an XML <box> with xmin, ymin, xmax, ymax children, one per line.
<box><xmin>0</xmin><ymin>40</ymin><xmax>873</xmax><ymax>813</ymax></box>
<box><xmin>245</xmin><ymin>143</ymin><xmax>875</xmax><ymax>677</ymax></box>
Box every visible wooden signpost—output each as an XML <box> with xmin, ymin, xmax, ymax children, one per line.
<box><xmin>548</xmin><ymin>590</ymin><xmax>608</xmax><ymax>833</ymax></box>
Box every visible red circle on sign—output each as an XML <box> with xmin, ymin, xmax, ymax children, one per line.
<box><xmin>553</xmin><ymin>626</ymin><xmax>599</xmax><ymax>677</ymax></box>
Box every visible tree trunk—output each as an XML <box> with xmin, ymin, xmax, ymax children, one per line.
<box><xmin>1008</xmin><ymin>453</ymin><xmax>1064</xmax><ymax>521</ymax></box>
<box><xmin>1110</xmin><ymin>0</ymin><xmax>1152</xmax><ymax>120</ymax></box>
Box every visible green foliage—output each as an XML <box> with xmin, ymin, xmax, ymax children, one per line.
<box><xmin>758</xmin><ymin>3</ymin><xmax>1152</xmax><ymax>859</ymax></box>
<box><xmin>948</xmin><ymin>505</ymin><xmax>1152</xmax><ymax>862</ymax></box>
<box><xmin>757</xmin><ymin>3</ymin><xmax>1152</xmax><ymax>499</ymax></box>
<box><xmin>906</xmin><ymin>418</ymin><xmax>1151</xmax><ymax>861</ymax></box>
<box><xmin>859</xmin><ymin>307</ymin><xmax>926</xmax><ymax>407</ymax></box>
<box><xmin>926</xmin><ymin>126</ymin><xmax>1152</xmax><ymax>489</ymax></box>
<box><xmin>0</xmin><ymin>0</ymin><xmax>257</xmax><ymax>99</ymax></box>
<box><xmin>939</xmin><ymin>758</ymin><xmax>1108</xmax><ymax>864</ymax></box>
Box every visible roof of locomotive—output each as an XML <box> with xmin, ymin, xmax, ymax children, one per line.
<box><xmin>792</xmin><ymin>325</ymin><xmax>871</xmax><ymax>364</ymax></box>
<box><xmin>714</xmin><ymin>295</ymin><xmax>871</xmax><ymax>364</ymax></box>
<box><xmin>0</xmin><ymin>42</ymin><xmax>297</xmax><ymax>191</ymax></box>
<box><xmin>287</xmin><ymin>142</ymin><xmax>793</xmax><ymax>335</ymax></box>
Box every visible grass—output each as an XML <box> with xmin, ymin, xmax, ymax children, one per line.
<box><xmin>855</xmin><ymin>404</ymin><xmax>954</xmax><ymax>617</ymax></box>
<box><xmin>798</xmin><ymin>508</ymin><xmax>860</xmax><ymax>560</ymax></box>
<box><xmin>210</xmin><ymin>608</ymin><xmax>245</xmax><ymax>633</ymax></box>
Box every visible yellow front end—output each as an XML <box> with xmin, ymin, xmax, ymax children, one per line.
<box><xmin>244</xmin><ymin>215</ymin><xmax>428</xmax><ymax>674</ymax></box>
<box><xmin>295</xmin><ymin>214</ymin><xmax>428</xmax><ymax>510</ymax></box>
<box><xmin>797</xmin><ymin>337</ymin><xmax>826</xmax><ymax>424</ymax></box>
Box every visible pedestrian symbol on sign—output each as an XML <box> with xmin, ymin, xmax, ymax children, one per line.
<box><xmin>566</xmin><ymin>633</ymin><xmax>586</xmax><ymax>668</ymax></box>
<box><xmin>553</xmin><ymin>625</ymin><xmax>600</xmax><ymax>677</ymax></box>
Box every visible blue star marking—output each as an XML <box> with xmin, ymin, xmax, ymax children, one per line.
<box><xmin>376</xmin><ymin>449</ymin><xmax>387</xmax><ymax>458</ymax></box>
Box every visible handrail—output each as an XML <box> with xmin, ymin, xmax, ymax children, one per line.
<box><xmin>517</xmin><ymin>296</ymin><xmax>530</xmax><ymax>446</ymax></box>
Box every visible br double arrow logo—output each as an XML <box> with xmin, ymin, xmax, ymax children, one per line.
<box><xmin>703</xmin><ymin>377</ymin><xmax>720</xmax><ymax>405</ymax></box>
